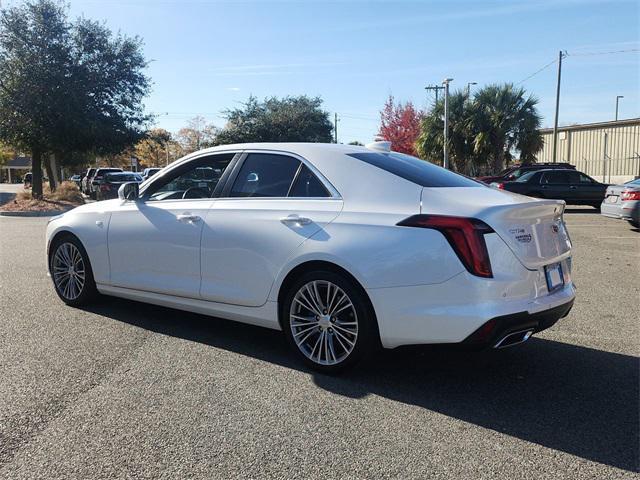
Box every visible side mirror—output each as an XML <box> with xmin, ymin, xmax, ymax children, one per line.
<box><xmin>118</xmin><ymin>182</ymin><xmax>139</xmax><ymax>201</ymax></box>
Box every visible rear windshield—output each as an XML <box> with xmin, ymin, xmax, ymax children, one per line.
<box><xmin>347</xmin><ymin>152</ymin><xmax>481</xmax><ymax>188</ymax></box>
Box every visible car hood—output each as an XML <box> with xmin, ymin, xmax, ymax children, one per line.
<box><xmin>65</xmin><ymin>199</ymin><xmax>123</xmax><ymax>215</ymax></box>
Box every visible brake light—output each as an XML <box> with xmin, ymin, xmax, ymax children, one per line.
<box><xmin>621</xmin><ymin>190</ymin><xmax>640</xmax><ymax>201</ymax></box>
<box><xmin>397</xmin><ymin>215</ymin><xmax>494</xmax><ymax>278</ymax></box>
<box><xmin>100</xmin><ymin>184</ymin><xmax>110</xmax><ymax>191</ymax></box>
<box><xmin>495</xmin><ymin>183</ymin><xmax>505</xmax><ymax>190</ymax></box>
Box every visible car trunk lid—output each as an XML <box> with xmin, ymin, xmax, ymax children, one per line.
<box><xmin>420</xmin><ymin>187</ymin><xmax>571</xmax><ymax>270</ymax></box>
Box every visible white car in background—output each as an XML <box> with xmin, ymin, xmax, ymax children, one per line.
<box><xmin>601</xmin><ymin>178</ymin><xmax>640</xmax><ymax>228</ymax></box>
<box><xmin>46</xmin><ymin>142</ymin><xmax>576</xmax><ymax>372</ymax></box>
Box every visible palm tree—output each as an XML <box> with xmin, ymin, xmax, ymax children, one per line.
<box><xmin>415</xmin><ymin>83</ymin><xmax>543</xmax><ymax>174</ymax></box>
<box><xmin>469</xmin><ymin>84</ymin><xmax>543</xmax><ymax>172</ymax></box>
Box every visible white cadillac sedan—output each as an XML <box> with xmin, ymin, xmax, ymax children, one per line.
<box><xmin>46</xmin><ymin>142</ymin><xmax>576</xmax><ymax>372</ymax></box>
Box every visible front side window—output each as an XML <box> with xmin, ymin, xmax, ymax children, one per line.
<box><xmin>145</xmin><ymin>153</ymin><xmax>234</xmax><ymax>201</ymax></box>
<box><xmin>230</xmin><ymin>153</ymin><xmax>300</xmax><ymax>198</ymax></box>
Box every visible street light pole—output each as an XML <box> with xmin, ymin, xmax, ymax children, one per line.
<box><xmin>615</xmin><ymin>95</ymin><xmax>624</xmax><ymax>121</ymax></box>
<box><xmin>551</xmin><ymin>50</ymin><xmax>565</xmax><ymax>163</ymax></box>
<box><xmin>443</xmin><ymin>78</ymin><xmax>453</xmax><ymax>170</ymax></box>
<box><xmin>466</xmin><ymin>82</ymin><xmax>477</xmax><ymax>98</ymax></box>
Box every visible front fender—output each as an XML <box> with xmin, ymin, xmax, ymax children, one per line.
<box><xmin>46</xmin><ymin>208</ymin><xmax>112</xmax><ymax>284</ymax></box>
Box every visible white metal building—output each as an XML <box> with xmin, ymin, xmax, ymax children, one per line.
<box><xmin>536</xmin><ymin>118</ymin><xmax>640</xmax><ymax>183</ymax></box>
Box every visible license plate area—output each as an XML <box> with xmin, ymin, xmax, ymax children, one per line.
<box><xmin>545</xmin><ymin>262</ymin><xmax>564</xmax><ymax>293</ymax></box>
<box><xmin>606</xmin><ymin>195</ymin><xmax>619</xmax><ymax>203</ymax></box>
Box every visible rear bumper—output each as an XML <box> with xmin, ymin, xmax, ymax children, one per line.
<box><xmin>369</xmin><ymin>277</ymin><xmax>576</xmax><ymax>349</ymax></box>
<box><xmin>601</xmin><ymin>200</ymin><xmax>639</xmax><ymax>219</ymax></box>
<box><xmin>462</xmin><ymin>298</ymin><xmax>574</xmax><ymax>348</ymax></box>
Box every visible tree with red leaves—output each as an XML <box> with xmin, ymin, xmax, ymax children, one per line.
<box><xmin>378</xmin><ymin>95</ymin><xmax>424</xmax><ymax>156</ymax></box>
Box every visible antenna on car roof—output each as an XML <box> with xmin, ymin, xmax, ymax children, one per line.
<box><xmin>366</xmin><ymin>136</ymin><xmax>392</xmax><ymax>153</ymax></box>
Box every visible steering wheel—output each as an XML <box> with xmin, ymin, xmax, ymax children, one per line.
<box><xmin>182</xmin><ymin>187</ymin><xmax>209</xmax><ymax>199</ymax></box>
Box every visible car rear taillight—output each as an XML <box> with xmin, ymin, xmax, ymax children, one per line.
<box><xmin>100</xmin><ymin>184</ymin><xmax>110</xmax><ymax>191</ymax></box>
<box><xmin>495</xmin><ymin>183</ymin><xmax>505</xmax><ymax>190</ymax></box>
<box><xmin>397</xmin><ymin>215</ymin><xmax>494</xmax><ymax>278</ymax></box>
<box><xmin>621</xmin><ymin>190</ymin><xmax>640</xmax><ymax>201</ymax></box>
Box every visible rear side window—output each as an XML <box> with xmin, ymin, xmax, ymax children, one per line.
<box><xmin>347</xmin><ymin>152</ymin><xmax>481</xmax><ymax>188</ymax></box>
<box><xmin>230</xmin><ymin>153</ymin><xmax>300</xmax><ymax>197</ymax></box>
<box><xmin>289</xmin><ymin>165</ymin><xmax>330</xmax><ymax>197</ymax></box>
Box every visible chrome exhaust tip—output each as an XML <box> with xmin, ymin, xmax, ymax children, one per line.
<box><xmin>493</xmin><ymin>329</ymin><xmax>534</xmax><ymax>349</ymax></box>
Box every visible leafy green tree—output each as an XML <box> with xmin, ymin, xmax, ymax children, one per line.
<box><xmin>0</xmin><ymin>0</ymin><xmax>70</xmax><ymax>196</ymax></box>
<box><xmin>215</xmin><ymin>96</ymin><xmax>333</xmax><ymax>145</ymax></box>
<box><xmin>416</xmin><ymin>83</ymin><xmax>543</xmax><ymax>175</ymax></box>
<box><xmin>0</xmin><ymin>0</ymin><xmax>150</xmax><ymax>196</ymax></box>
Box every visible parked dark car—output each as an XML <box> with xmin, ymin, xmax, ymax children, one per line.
<box><xmin>89</xmin><ymin>168</ymin><xmax>123</xmax><ymax>199</ymax></box>
<box><xmin>495</xmin><ymin>169</ymin><xmax>608</xmax><ymax>208</ymax></box>
<box><xmin>97</xmin><ymin>172</ymin><xmax>142</xmax><ymax>200</ymax></box>
<box><xmin>477</xmin><ymin>162</ymin><xmax>575</xmax><ymax>184</ymax></box>
<box><xmin>81</xmin><ymin>168</ymin><xmax>96</xmax><ymax>195</ymax></box>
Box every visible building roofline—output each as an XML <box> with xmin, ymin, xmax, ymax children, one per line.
<box><xmin>540</xmin><ymin>117</ymin><xmax>640</xmax><ymax>134</ymax></box>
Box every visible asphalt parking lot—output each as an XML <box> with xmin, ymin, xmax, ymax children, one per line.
<box><xmin>0</xmin><ymin>208</ymin><xmax>638</xmax><ymax>479</ymax></box>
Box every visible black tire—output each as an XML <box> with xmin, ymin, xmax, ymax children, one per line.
<box><xmin>281</xmin><ymin>270</ymin><xmax>377</xmax><ymax>373</ymax></box>
<box><xmin>49</xmin><ymin>234</ymin><xmax>98</xmax><ymax>306</ymax></box>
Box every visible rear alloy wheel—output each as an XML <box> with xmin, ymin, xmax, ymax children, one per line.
<box><xmin>49</xmin><ymin>235</ymin><xmax>97</xmax><ymax>306</ymax></box>
<box><xmin>282</xmin><ymin>271</ymin><xmax>376</xmax><ymax>373</ymax></box>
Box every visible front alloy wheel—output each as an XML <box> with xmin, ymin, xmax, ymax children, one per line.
<box><xmin>49</xmin><ymin>235</ymin><xmax>97</xmax><ymax>306</ymax></box>
<box><xmin>283</xmin><ymin>271</ymin><xmax>376</xmax><ymax>372</ymax></box>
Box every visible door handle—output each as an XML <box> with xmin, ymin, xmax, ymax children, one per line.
<box><xmin>280</xmin><ymin>214</ymin><xmax>312</xmax><ymax>226</ymax></box>
<box><xmin>569</xmin><ymin>186</ymin><xmax>577</xmax><ymax>189</ymax></box>
<box><xmin>177</xmin><ymin>213</ymin><xmax>201</xmax><ymax>223</ymax></box>
<box><xmin>541</xmin><ymin>185</ymin><xmax>549</xmax><ymax>189</ymax></box>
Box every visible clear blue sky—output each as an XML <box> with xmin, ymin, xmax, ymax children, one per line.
<box><xmin>10</xmin><ymin>0</ymin><xmax>640</xmax><ymax>143</ymax></box>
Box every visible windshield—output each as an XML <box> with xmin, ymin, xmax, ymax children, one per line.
<box><xmin>516</xmin><ymin>171</ymin><xmax>538</xmax><ymax>182</ymax></box>
<box><xmin>624</xmin><ymin>178</ymin><xmax>640</xmax><ymax>186</ymax></box>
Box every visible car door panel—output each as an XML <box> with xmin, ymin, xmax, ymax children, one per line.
<box><xmin>200</xmin><ymin>199</ymin><xmax>343</xmax><ymax>306</ymax></box>
<box><xmin>108</xmin><ymin>199</ymin><xmax>213</xmax><ymax>297</ymax></box>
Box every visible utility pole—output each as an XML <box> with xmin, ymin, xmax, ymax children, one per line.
<box><xmin>334</xmin><ymin>113</ymin><xmax>339</xmax><ymax>143</ymax></box>
<box><xmin>443</xmin><ymin>78</ymin><xmax>453</xmax><ymax>170</ymax></box>
<box><xmin>615</xmin><ymin>95</ymin><xmax>624</xmax><ymax>121</ymax></box>
<box><xmin>551</xmin><ymin>50</ymin><xmax>566</xmax><ymax>163</ymax></box>
<box><xmin>425</xmin><ymin>84</ymin><xmax>445</xmax><ymax>104</ymax></box>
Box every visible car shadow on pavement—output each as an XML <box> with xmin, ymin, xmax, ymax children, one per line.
<box><xmin>81</xmin><ymin>298</ymin><xmax>639</xmax><ymax>473</ymax></box>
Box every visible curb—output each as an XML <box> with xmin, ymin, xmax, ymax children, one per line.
<box><xmin>0</xmin><ymin>209</ymin><xmax>72</xmax><ymax>217</ymax></box>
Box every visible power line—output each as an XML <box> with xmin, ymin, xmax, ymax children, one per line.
<box><xmin>516</xmin><ymin>59</ymin><xmax>557</xmax><ymax>85</ymax></box>
<box><xmin>567</xmin><ymin>48</ymin><xmax>639</xmax><ymax>57</ymax></box>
